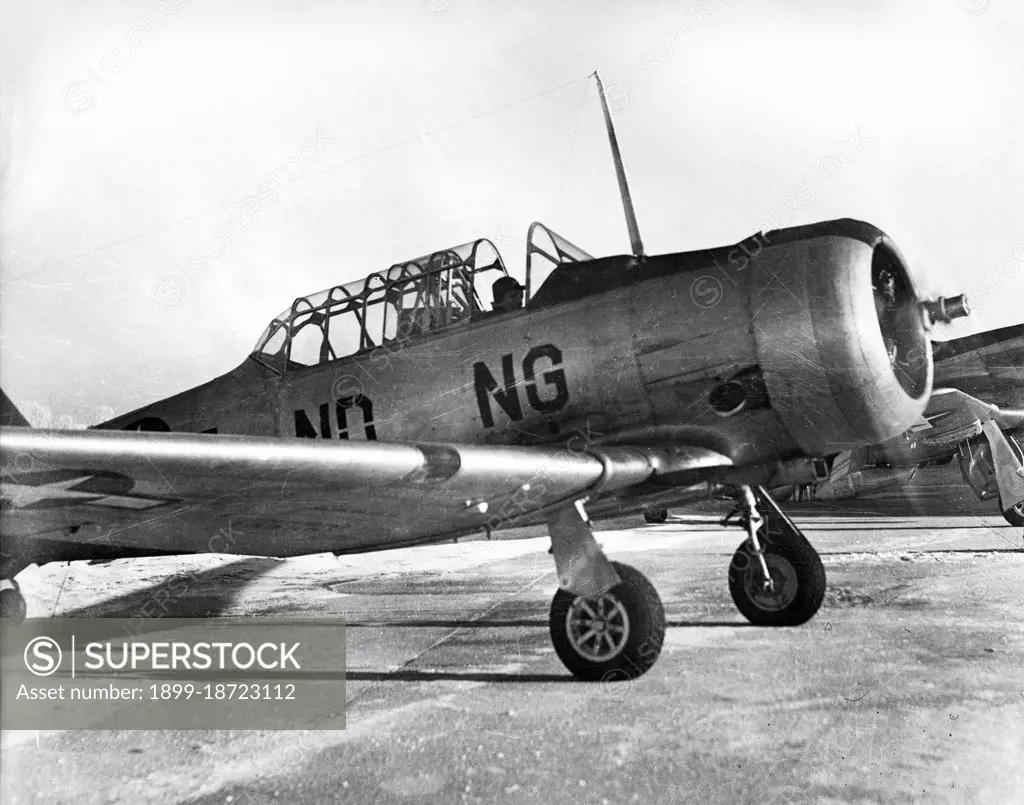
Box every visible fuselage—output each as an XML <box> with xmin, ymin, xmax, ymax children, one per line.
<box><xmin>98</xmin><ymin>261</ymin><xmax>790</xmax><ymax>468</ymax></box>
<box><xmin>96</xmin><ymin>218</ymin><xmax>933</xmax><ymax>499</ymax></box>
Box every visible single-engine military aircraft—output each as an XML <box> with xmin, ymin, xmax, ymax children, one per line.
<box><xmin>0</xmin><ymin>74</ymin><xmax>978</xmax><ymax>681</ymax></box>
<box><xmin>641</xmin><ymin>322</ymin><xmax>1024</xmax><ymax>525</ymax></box>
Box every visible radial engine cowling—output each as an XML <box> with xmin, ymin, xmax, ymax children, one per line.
<box><xmin>749</xmin><ymin>222</ymin><xmax>933</xmax><ymax>455</ymax></box>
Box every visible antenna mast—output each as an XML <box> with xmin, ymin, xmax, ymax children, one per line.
<box><xmin>593</xmin><ymin>71</ymin><xmax>644</xmax><ymax>260</ymax></box>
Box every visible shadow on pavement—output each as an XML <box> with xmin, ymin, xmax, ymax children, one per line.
<box><xmin>344</xmin><ymin>618</ymin><xmax>753</xmax><ymax>629</ymax></box>
<box><xmin>59</xmin><ymin>557</ymin><xmax>281</xmax><ymax>618</ymax></box>
<box><xmin>346</xmin><ymin>669</ymin><xmax>577</xmax><ymax>683</ymax></box>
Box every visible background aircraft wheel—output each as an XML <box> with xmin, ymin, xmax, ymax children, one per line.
<box><xmin>728</xmin><ymin>538</ymin><xmax>825</xmax><ymax>627</ymax></box>
<box><xmin>998</xmin><ymin>434</ymin><xmax>1024</xmax><ymax>526</ymax></box>
<box><xmin>643</xmin><ymin>508</ymin><xmax>668</xmax><ymax>524</ymax></box>
<box><xmin>999</xmin><ymin>497</ymin><xmax>1024</xmax><ymax>527</ymax></box>
<box><xmin>0</xmin><ymin>586</ymin><xmax>27</xmax><ymax>622</ymax></box>
<box><xmin>549</xmin><ymin>561</ymin><xmax>665</xmax><ymax>681</ymax></box>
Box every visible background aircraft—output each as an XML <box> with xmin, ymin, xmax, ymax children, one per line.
<box><xmin>641</xmin><ymin>322</ymin><xmax>1024</xmax><ymax>526</ymax></box>
<box><xmin>776</xmin><ymin>323</ymin><xmax>1024</xmax><ymax>522</ymax></box>
<box><xmin>0</xmin><ymin>215</ymin><xmax>970</xmax><ymax>680</ymax></box>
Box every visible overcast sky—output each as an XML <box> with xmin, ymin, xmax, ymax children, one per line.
<box><xmin>2</xmin><ymin>0</ymin><xmax>1022</xmax><ymax>426</ymax></box>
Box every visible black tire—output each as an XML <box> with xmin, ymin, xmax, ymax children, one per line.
<box><xmin>643</xmin><ymin>508</ymin><xmax>668</xmax><ymax>524</ymax></box>
<box><xmin>0</xmin><ymin>588</ymin><xmax>27</xmax><ymax>622</ymax></box>
<box><xmin>549</xmin><ymin>561</ymin><xmax>665</xmax><ymax>681</ymax></box>
<box><xmin>997</xmin><ymin>435</ymin><xmax>1024</xmax><ymax>526</ymax></box>
<box><xmin>728</xmin><ymin>537</ymin><xmax>825</xmax><ymax>627</ymax></box>
<box><xmin>1000</xmin><ymin>497</ymin><xmax>1024</xmax><ymax>527</ymax></box>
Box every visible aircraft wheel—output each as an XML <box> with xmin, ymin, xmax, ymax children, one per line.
<box><xmin>0</xmin><ymin>586</ymin><xmax>27</xmax><ymax>622</ymax></box>
<box><xmin>728</xmin><ymin>538</ymin><xmax>825</xmax><ymax>627</ymax></box>
<box><xmin>995</xmin><ymin>434</ymin><xmax>1024</xmax><ymax>525</ymax></box>
<box><xmin>643</xmin><ymin>508</ymin><xmax>668</xmax><ymax>524</ymax></box>
<box><xmin>1000</xmin><ymin>497</ymin><xmax>1024</xmax><ymax>527</ymax></box>
<box><xmin>550</xmin><ymin>561</ymin><xmax>665</xmax><ymax>681</ymax></box>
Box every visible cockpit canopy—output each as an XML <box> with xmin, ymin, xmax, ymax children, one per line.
<box><xmin>251</xmin><ymin>238</ymin><xmax>507</xmax><ymax>372</ymax></box>
<box><xmin>251</xmin><ymin>223</ymin><xmax>593</xmax><ymax>373</ymax></box>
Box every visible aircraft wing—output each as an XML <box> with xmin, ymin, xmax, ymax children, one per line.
<box><xmin>0</xmin><ymin>427</ymin><xmax>732</xmax><ymax>566</ymax></box>
<box><xmin>908</xmin><ymin>388</ymin><xmax>1024</xmax><ymax>446</ymax></box>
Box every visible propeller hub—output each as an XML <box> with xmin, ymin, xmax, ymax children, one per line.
<box><xmin>923</xmin><ymin>294</ymin><xmax>970</xmax><ymax>324</ymax></box>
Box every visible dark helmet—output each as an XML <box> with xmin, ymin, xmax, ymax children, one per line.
<box><xmin>492</xmin><ymin>276</ymin><xmax>524</xmax><ymax>302</ymax></box>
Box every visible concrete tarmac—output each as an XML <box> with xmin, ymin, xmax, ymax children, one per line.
<box><xmin>2</xmin><ymin>465</ymin><xmax>1023</xmax><ymax>804</ymax></box>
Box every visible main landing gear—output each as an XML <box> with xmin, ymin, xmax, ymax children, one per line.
<box><xmin>726</xmin><ymin>485</ymin><xmax>826</xmax><ymax>626</ymax></box>
<box><xmin>544</xmin><ymin>487</ymin><xmax>824</xmax><ymax>678</ymax></box>
<box><xmin>1001</xmin><ymin>498</ymin><xmax>1024</xmax><ymax>528</ymax></box>
<box><xmin>0</xmin><ymin>579</ymin><xmax>27</xmax><ymax>622</ymax></box>
<box><xmin>546</xmin><ymin>502</ymin><xmax>665</xmax><ymax>681</ymax></box>
<box><xmin>958</xmin><ymin>428</ymin><xmax>1024</xmax><ymax>527</ymax></box>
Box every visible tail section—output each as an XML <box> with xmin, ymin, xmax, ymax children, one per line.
<box><xmin>932</xmin><ymin>322</ymin><xmax>1024</xmax><ymax>363</ymax></box>
<box><xmin>0</xmin><ymin>389</ymin><xmax>30</xmax><ymax>427</ymax></box>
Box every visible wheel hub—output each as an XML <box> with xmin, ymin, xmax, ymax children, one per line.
<box><xmin>744</xmin><ymin>553</ymin><xmax>799</xmax><ymax>612</ymax></box>
<box><xmin>566</xmin><ymin>593</ymin><xmax>630</xmax><ymax>662</ymax></box>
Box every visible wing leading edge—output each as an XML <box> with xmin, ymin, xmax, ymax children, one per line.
<box><xmin>0</xmin><ymin>427</ymin><xmax>732</xmax><ymax>567</ymax></box>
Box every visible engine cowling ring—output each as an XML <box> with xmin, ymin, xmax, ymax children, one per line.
<box><xmin>749</xmin><ymin>225</ymin><xmax>932</xmax><ymax>455</ymax></box>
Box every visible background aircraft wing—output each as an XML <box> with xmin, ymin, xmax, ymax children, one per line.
<box><xmin>910</xmin><ymin>388</ymin><xmax>1024</xmax><ymax>445</ymax></box>
<box><xmin>0</xmin><ymin>427</ymin><xmax>732</xmax><ymax>566</ymax></box>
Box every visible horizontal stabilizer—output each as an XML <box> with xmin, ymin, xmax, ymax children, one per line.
<box><xmin>916</xmin><ymin>388</ymin><xmax>1024</xmax><ymax>445</ymax></box>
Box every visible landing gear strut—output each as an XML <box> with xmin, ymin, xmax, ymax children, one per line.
<box><xmin>547</xmin><ymin>501</ymin><xmax>665</xmax><ymax>680</ymax></box>
<box><xmin>0</xmin><ymin>580</ymin><xmax>27</xmax><ymax>622</ymax></box>
<box><xmin>726</xmin><ymin>485</ymin><xmax>826</xmax><ymax>626</ymax></box>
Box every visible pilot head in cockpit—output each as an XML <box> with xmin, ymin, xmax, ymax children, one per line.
<box><xmin>491</xmin><ymin>276</ymin><xmax>525</xmax><ymax>314</ymax></box>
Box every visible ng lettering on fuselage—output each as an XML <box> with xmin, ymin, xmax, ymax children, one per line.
<box><xmin>294</xmin><ymin>396</ymin><xmax>376</xmax><ymax>440</ymax></box>
<box><xmin>474</xmin><ymin>343</ymin><xmax>569</xmax><ymax>428</ymax></box>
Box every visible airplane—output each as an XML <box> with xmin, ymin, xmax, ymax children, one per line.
<box><xmin>0</xmin><ymin>74</ymin><xmax>980</xmax><ymax>681</ymax></box>
<box><xmin>640</xmin><ymin>323</ymin><xmax>1024</xmax><ymax>525</ymax></box>
<box><xmin>0</xmin><ymin>215</ymin><xmax>975</xmax><ymax>680</ymax></box>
